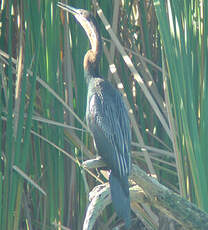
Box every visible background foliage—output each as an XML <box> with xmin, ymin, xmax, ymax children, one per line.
<box><xmin>0</xmin><ymin>0</ymin><xmax>207</xmax><ymax>229</ymax></box>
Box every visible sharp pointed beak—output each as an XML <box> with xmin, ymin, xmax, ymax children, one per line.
<box><xmin>57</xmin><ymin>2</ymin><xmax>79</xmax><ymax>16</ymax></box>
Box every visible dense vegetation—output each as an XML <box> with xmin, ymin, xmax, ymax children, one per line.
<box><xmin>0</xmin><ymin>0</ymin><xmax>207</xmax><ymax>229</ymax></box>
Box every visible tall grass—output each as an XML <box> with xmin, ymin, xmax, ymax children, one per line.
<box><xmin>0</xmin><ymin>0</ymin><xmax>207</xmax><ymax>229</ymax></box>
<box><xmin>154</xmin><ymin>0</ymin><xmax>208</xmax><ymax>211</ymax></box>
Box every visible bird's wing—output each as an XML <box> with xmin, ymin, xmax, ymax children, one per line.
<box><xmin>88</xmin><ymin>90</ymin><xmax>131</xmax><ymax>177</ymax></box>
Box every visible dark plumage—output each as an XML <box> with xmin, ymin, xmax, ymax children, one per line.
<box><xmin>58</xmin><ymin>3</ymin><xmax>131</xmax><ymax>228</ymax></box>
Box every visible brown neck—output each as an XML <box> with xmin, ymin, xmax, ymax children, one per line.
<box><xmin>83</xmin><ymin>18</ymin><xmax>102</xmax><ymax>82</ymax></box>
<box><xmin>84</xmin><ymin>49</ymin><xmax>102</xmax><ymax>83</ymax></box>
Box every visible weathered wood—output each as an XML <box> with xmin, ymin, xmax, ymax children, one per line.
<box><xmin>83</xmin><ymin>159</ymin><xmax>208</xmax><ymax>230</ymax></box>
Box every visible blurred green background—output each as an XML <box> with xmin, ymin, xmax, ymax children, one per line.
<box><xmin>0</xmin><ymin>0</ymin><xmax>207</xmax><ymax>229</ymax></box>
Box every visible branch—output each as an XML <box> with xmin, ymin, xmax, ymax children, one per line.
<box><xmin>83</xmin><ymin>183</ymin><xmax>146</xmax><ymax>230</ymax></box>
<box><xmin>83</xmin><ymin>158</ymin><xmax>208</xmax><ymax>230</ymax></box>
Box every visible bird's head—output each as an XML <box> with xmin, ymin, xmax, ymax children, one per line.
<box><xmin>57</xmin><ymin>2</ymin><xmax>101</xmax><ymax>55</ymax></box>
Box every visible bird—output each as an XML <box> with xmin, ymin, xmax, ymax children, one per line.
<box><xmin>58</xmin><ymin>3</ymin><xmax>132</xmax><ymax>229</ymax></box>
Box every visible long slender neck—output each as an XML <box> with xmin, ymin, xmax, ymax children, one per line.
<box><xmin>82</xmin><ymin>18</ymin><xmax>102</xmax><ymax>83</ymax></box>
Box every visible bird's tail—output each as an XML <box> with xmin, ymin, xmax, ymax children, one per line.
<box><xmin>109</xmin><ymin>172</ymin><xmax>131</xmax><ymax>229</ymax></box>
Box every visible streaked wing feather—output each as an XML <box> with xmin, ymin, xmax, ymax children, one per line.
<box><xmin>89</xmin><ymin>90</ymin><xmax>131</xmax><ymax>177</ymax></box>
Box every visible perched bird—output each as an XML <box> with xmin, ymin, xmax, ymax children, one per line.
<box><xmin>58</xmin><ymin>3</ymin><xmax>132</xmax><ymax>228</ymax></box>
